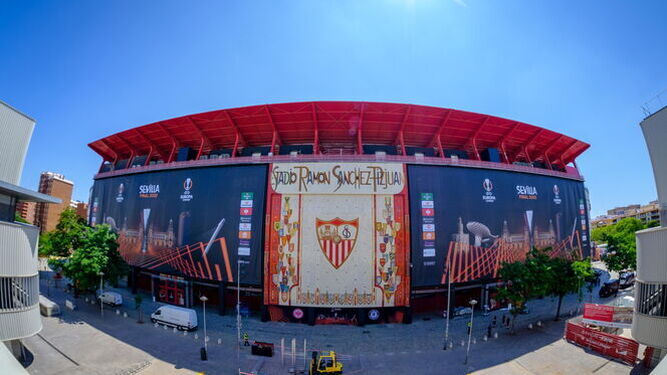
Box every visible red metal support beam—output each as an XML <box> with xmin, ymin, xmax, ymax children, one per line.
<box><xmin>356</xmin><ymin>103</ymin><xmax>365</xmax><ymax>155</ymax></box>
<box><xmin>499</xmin><ymin>122</ymin><xmax>520</xmax><ymax>164</ymax></box>
<box><xmin>187</xmin><ymin>117</ymin><xmax>214</xmax><ymax>154</ymax></box>
<box><xmin>429</xmin><ymin>110</ymin><xmax>452</xmax><ymax>148</ymax></box>
<box><xmin>542</xmin><ymin>135</ymin><xmax>564</xmax><ymax>170</ymax></box>
<box><xmin>114</xmin><ymin>134</ymin><xmax>140</xmax><ymax>166</ymax></box>
<box><xmin>264</xmin><ymin>105</ymin><xmax>282</xmax><ymax>154</ymax></box>
<box><xmin>523</xmin><ymin>129</ymin><xmax>544</xmax><ymax>164</ymax></box>
<box><xmin>98</xmin><ymin>139</ymin><xmax>119</xmax><ymax>164</ymax></box>
<box><xmin>134</xmin><ymin>128</ymin><xmax>167</xmax><ymax>161</ymax></box>
<box><xmin>223</xmin><ymin>110</ymin><xmax>247</xmax><ymax>148</ymax></box>
<box><xmin>394</xmin><ymin>106</ymin><xmax>411</xmax><ymax>155</ymax></box>
<box><xmin>232</xmin><ymin>132</ymin><xmax>240</xmax><ymax>158</ymax></box>
<box><xmin>311</xmin><ymin>103</ymin><xmax>319</xmax><ymax>155</ymax></box>
<box><xmin>435</xmin><ymin>134</ymin><xmax>445</xmax><ymax>158</ymax></box>
<box><xmin>469</xmin><ymin>117</ymin><xmax>490</xmax><ymax>160</ymax></box>
<box><xmin>195</xmin><ymin>136</ymin><xmax>205</xmax><ymax>160</ymax></box>
<box><xmin>157</xmin><ymin>123</ymin><xmax>179</xmax><ymax>163</ymax></box>
<box><xmin>144</xmin><ymin>145</ymin><xmax>153</xmax><ymax>166</ymax></box>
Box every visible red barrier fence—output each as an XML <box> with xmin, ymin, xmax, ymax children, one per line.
<box><xmin>564</xmin><ymin>322</ymin><xmax>639</xmax><ymax>365</ymax></box>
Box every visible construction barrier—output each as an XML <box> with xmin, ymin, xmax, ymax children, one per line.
<box><xmin>564</xmin><ymin>322</ymin><xmax>639</xmax><ymax>365</ymax></box>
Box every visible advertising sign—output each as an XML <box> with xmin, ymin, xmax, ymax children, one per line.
<box><xmin>582</xmin><ymin>303</ymin><xmax>633</xmax><ymax>328</ymax></box>
<box><xmin>408</xmin><ymin>165</ymin><xmax>590</xmax><ymax>287</ymax></box>
<box><xmin>89</xmin><ymin>165</ymin><xmax>267</xmax><ymax>285</ymax></box>
<box><xmin>264</xmin><ymin>163</ymin><xmax>410</xmax><ymax>308</ymax></box>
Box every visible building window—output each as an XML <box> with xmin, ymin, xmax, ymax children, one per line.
<box><xmin>636</xmin><ymin>281</ymin><xmax>667</xmax><ymax>318</ymax></box>
<box><xmin>0</xmin><ymin>193</ymin><xmax>16</xmax><ymax>222</ymax></box>
<box><xmin>0</xmin><ymin>276</ymin><xmax>39</xmax><ymax>312</ymax></box>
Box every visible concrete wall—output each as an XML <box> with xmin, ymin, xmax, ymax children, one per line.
<box><xmin>0</xmin><ymin>101</ymin><xmax>35</xmax><ymax>185</ymax></box>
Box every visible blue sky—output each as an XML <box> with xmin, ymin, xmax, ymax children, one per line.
<box><xmin>1</xmin><ymin>0</ymin><xmax>665</xmax><ymax>217</ymax></box>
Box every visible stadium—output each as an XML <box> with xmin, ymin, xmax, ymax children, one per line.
<box><xmin>88</xmin><ymin>101</ymin><xmax>590</xmax><ymax>325</ymax></box>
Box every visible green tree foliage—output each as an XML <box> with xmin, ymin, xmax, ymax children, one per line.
<box><xmin>40</xmin><ymin>208</ymin><xmax>88</xmax><ymax>257</ymax></box>
<box><xmin>547</xmin><ymin>257</ymin><xmax>593</xmax><ymax>320</ymax></box>
<box><xmin>60</xmin><ymin>224</ymin><xmax>128</xmax><ymax>293</ymax></box>
<box><xmin>598</xmin><ymin>217</ymin><xmax>645</xmax><ymax>272</ymax></box>
<box><xmin>497</xmin><ymin>248</ymin><xmax>552</xmax><ymax>318</ymax></box>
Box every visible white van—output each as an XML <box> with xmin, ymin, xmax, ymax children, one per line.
<box><xmin>150</xmin><ymin>305</ymin><xmax>198</xmax><ymax>331</ymax></box>
<box><xmin>98</xmin><ymin>291</ymin><xmax>123</xmax><ymax>306</ymax></box>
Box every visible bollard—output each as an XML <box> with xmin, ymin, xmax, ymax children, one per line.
<box><xmin>460</xmin><ymin>340</ymin><xmax>465</xmax><ymax>347</ymax></box>
<box><xmin>173</xmin><ymin>327</ymin><xmax>177</xmax><ymax>333</ymax></box>
<box><xmin>85</xmin><ymin>298</ymin><xmax>89</xmax><ymax>303</ymax></box>
<box><xmin>116</xmin><ymin>309</ymin><xmax>120</xmax><ymax>315</ymax></box>
<box><xmin>217</xmin><ymin>338</ymin><xmax>222</xmax><ymax>345</ymax></box>
<box><xmin>448</xmin><ymin>342</ymin><xmax>453</xmax><ymax>349</ymax></box>
<box><xmin>528</xmin><ymin>323</ymin><xmax>533</xmax><ymax>330</ymax></box>
<box><xmin>123</xmin><ymin>312</ymin><xmax>128</xmax><ymax>318</ymax></box>
<box><xmin>195</xmin><ymin>333</ymin><xmax>198</xmax><ymax>340</ymax></box>
<box><xmin>205</xmin><ymin>336</ymin><xmax>209</xmax><ymax>343</ymax></box>
<box><xmin>493</xmin><ymin>332</ymin><xmax>498</xmax><ymax>339</ymax></box>
<box><xmin>154</xmin><ymin>323</ymin><xmax>158</xmax><ymax>328</ymax></box>
<box><xmin>537</xmin><ymin>321</ymin><xmax>542</xmax><ymax>327</ymax></box>
<box><xmin>483</xmin><ymin>335</ymin><xmax>488</xmax><ymax>341</ymax></box>
<box><xmin>472</xmin><ymin>337</ymin><xmax>476</xmax><ymax>344</ymax></box>
<box><xmin>163</xmin><ymin>324</ymin><xmax>167</xmax><ymax>330</ymax></box>
<box><xmin>183</xmin><ymin>331</ymin><xmax>187</xmax><ymax>336</ymax></box>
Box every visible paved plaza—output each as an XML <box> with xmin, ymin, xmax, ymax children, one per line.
<box><xmin>22</xmin><ymin>265</ymin><xmax>648</xmax><ymax>375</ymax></box>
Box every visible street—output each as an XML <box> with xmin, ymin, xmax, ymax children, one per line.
<box><xmin>23</xmin><ymin>264</ymin><xmax>646</xmax><ymax>375</ymax></box>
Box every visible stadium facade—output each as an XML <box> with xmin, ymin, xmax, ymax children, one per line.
<box><xmin>88</xmin><ymin>101</ymin><xmax>590</xmax><ymax>324</ymax></box>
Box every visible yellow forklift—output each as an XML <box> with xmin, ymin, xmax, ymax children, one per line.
<box><xmin>309</xmin><ymin>351</ymin><xmax>343</xmax><ymax>374</ymax></box>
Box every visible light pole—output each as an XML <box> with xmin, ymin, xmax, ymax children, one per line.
<box><xmin>464</xmin><ymin>299</ymin><xmax>477</xmax><ymax>365</ymax></box>
<box><xmin>444</xmin><ymin>266</ymin><xmax>452</xmax><ymax>350</ymax></box>
<box><xmin>200</xmin><ymin>295</ymin><xmax>208</xmax><ymax>360</ymax></box>
<box><xmin>98</xmin><ymin>271</ymin><xmax>104</xmax><ymax>317</ymax></box>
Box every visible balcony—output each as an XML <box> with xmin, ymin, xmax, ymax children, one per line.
<box><xmin>0</xmin><ymin>221</ymin><xmax>41</xmax><ymax>341</ymax></box>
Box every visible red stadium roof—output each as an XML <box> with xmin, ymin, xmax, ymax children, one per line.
<box><xmin>89</xmin><ymin>101</ymin><xmax>589</xmax><ymax>168</ymax></box>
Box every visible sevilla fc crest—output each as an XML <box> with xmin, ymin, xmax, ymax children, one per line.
<box><xmin>316</xmin><ymin>217</ymin><xmax>359</xmax><ymax>269</ymax></box>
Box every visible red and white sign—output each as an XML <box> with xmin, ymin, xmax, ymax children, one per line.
<box><xmin>582</xmin><ymin>303</ymin><xmax>632</xmax><ymax>329</ymax></box>
<box><xmin>565</xmin><ymin>322</ymin><xmax>638</xmax><ymax>365</ymax></box>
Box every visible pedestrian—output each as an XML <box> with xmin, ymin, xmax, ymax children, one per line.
<box><xmin>243</xmin><ymin>332</ymin><xmax>249</xmax><ymax>346</ymax></box>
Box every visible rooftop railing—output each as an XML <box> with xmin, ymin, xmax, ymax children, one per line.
<box><xmin>95</xmin><ymin>154</ymin><xmax>583</xmax><ymax>181</ymax></box>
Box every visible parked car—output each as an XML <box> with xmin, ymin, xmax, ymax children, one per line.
<box><xmin>150</xmin><ymin>305</ymin><xmax>198</xmax><ymax>331</ymax></box>
<box><xmin>619</xmin><ymin>271</ymin><xmax>636</xmax><ymax>289</ymax></box>
<box><xmin>599</xmin><ymin>278</ymin><xmax>620</xmax><ymax>298</ymax></box>
<box><xmin>97</xmin><ymin>291</ymin><xmax>123</xmax><ymax>306</ymax></box>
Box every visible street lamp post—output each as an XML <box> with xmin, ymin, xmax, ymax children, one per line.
<box><xmin>444</xmin><ymin>266</ymin><xmax>452</xmax><ymax>350</ymax></box>
<box><xmin>200</xmin><ymin>295</ymin><xmax>208</xmax><ymax>360</ymax></box>
<box><xmin>98</xmin><ymin>271</ymin><xmax>105</xmax><ymax>317</ymax></box>
<box><xmin>464</xmin><ymin>299</ymin><xmax>477</xmax><ymax>365</ymax></box>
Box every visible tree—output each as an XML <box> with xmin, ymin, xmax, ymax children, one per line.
<box><xmin>40</xmin><ymin>208</ymin><xmax>88</xmax><ymax>257</ymax></box>
<box><xmin>601</xmin><ymin>217</ymin><xmax>645</xmax><ymax>272</ymax></box>
<box><xmin>60</xmin><ymin>224</ymin><xmax>128</xmax><ymax>293</ymax></box>
<box><xmin>134</xmin><ymin>294</ymin><xmax>144</xmax><ymax>323</ymax></box>
<box><xmin>497</xmin><ymin>248</ymin><xmax>552</xmax><ymax>332</ymax></box>
<box><xmin>547</xmin><ymin>256</ymin><xmax>593</xmax><ymax>320</ymax></box>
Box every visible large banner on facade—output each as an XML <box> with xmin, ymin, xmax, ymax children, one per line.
<box><xmin>264</xmin><ymin>163</ymin><xmax>410</xmax><ymax>308</ymax></box>
<box><xmin>89</xmin><ymin>165</ymin><xmax>267</xmax><ymax>285</ymax></box>
<box><xmin>408</xmin><ymin>165</ymin><xmax>590</xmax><ymax>287</ymax></box>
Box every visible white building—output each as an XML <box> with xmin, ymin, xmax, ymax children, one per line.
<box><xmin>633</xmin><ymin>105</ymin><xmax>667</xmax><ymax>366</ymax></box>
<box><xmin>0</xmin><ymin>100</ymin><xmax>60</xmax><ymax>366</ymax></box>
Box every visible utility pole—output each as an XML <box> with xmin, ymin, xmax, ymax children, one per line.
<box><xmin>444</xmin><ymin>265</ymin><xmax>452</xmax><ymax>350</ymax></box>
<box><xmin>464</xmin><ymin>299</ymin><xmax>478</xmax><ymax>365</ymax></box>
